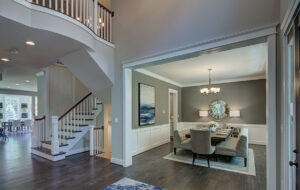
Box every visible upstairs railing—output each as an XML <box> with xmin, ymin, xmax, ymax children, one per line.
<box><xmin>89</xmin><ymin>125</ymin><xmax>104</xmax><ymax>156</ymax></box>
<box><xmin>26</xmin><ymin>0</ymin><xmax>113</xmax><ymax>42</ymax></box>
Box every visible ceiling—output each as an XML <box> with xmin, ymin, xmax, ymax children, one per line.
<box><xmin>0</xmin><ymin>16</ymin><xmax>84</xmax><ymax>91</ymax></box>
<box><xmin>136</xmin><ymin>42</ymin><xmax>267</xmax><ymax>87</ymax></box>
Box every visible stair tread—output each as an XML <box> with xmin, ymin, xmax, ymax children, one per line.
<box><xmin>76</xmin><ymin>113</ymin><xmax>94</xmax><ymax>115</ymax></box>
<box><xmin>60</xmin><ymin>130</ymin><xmax>82</xmax><ymax>133</ymax></box>
<box><xmin>71</xmin><ymin>118</ymin><xmax>94</xmax><ymax>121</ymax></box>
<box><xmin>64</xmin><ymin>124</ymin><xmax>89</xmax><ymax>126</ymax></box>
<box><xmin>41</xmin><ymin>141</ymin><xmax>69</xmax><ymax>147</ymax></box>
<box><xmin>32</xmin><ymin>147</ymin><xmax>66</xmax><ymax>156</ymax></box>
<box><xmin>59</xmin><ymin>136</ymin><xmax>76</xmax><ymax>140</ymax></box>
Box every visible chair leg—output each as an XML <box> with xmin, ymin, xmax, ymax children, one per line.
<box><xmin>244</xmin><ymin>158</ymin><xmax>247</xmax><ymax>167</ymax></box>
<box><xmin>207</xmin><ymin>156</ymin><xmax>210</xmax><ymax>168</ymax></box>
<box><xmin>174</xmin><ymin>148</ymin><xmax>176</xmax><ymax>155</ymax></box>
<box><xmin>192</xmin><ymin>153</ymin><xmax>196</xmax><ymax>166</ymax></box>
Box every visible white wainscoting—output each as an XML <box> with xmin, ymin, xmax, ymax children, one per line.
<box><xmin>132</xmin><ymin>124</ymin><xmax>170</xmax><ymax>156</ymax></box>
<box><xmin>177</xmin><ymin>122</ymin><xmax>267</xmax><ymax>145</ymax></box>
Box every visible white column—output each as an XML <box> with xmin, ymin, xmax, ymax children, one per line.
<box><xmin>32</xmin><ymin>117</ymin><xmax>40</xmax><ymax>147</ymax></box>
<box><xmin>266</xmin><ymin>34</ymin><xmax>277</xmax><ymax>190</ymax></box>
<box><xmin>123</xmin><ymin>68</ymin><xmax>132</xmax><ymax>167</ymax></box>
<box><xmin>51</xmin><ymin>116</ymin><xmax>60</xmax><ymax>155</ymax></box>
<box><xmin>89</xmin><ymin>125</ymin><xmax>95</xmax><ymax>156</ymax></box>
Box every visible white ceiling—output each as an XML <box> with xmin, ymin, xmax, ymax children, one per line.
<box><xmin>136</xmin><ymin>43</ymin><xmax>267</xmax><ymax>87</ymax></box>
<box><xmin>0</xmin><ymin>16</ymin><xmax>84</xmax><ymax>91</ymax></box>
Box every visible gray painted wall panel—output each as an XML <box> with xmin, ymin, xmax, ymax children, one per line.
<box><xmin>182</xmin><ymin>79</ymin><xmax>266</xmax><ymax>124</ymax></box>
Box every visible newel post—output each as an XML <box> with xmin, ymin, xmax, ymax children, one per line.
<box><xmin>32</xmin><ymin>117</ymin><xmax>40</xmax><ymax>147</ymax></box>
<box><xmin>51</xmin><ymin>116</ymin><xmax>59</xmax><ymax>155</ymax></box>
<box><xmin>89</xmin><ymin>125</ymin><xmax>95</xmax><ymax>156</ymax></box>
<box><xmin>93</xmin><ymin>0</ymin><xmax>98</xmax><ymax>33</ymax></box>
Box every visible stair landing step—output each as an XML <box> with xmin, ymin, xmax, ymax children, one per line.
<box><xmin>32</xmin><ymin>147</ymin><xmax>66</xmax><ymax>156</ymax></box>
<box><xmin>41</xmin><ymin>141</ymin><xmax>69</xmax><ymax>147</ymax></box>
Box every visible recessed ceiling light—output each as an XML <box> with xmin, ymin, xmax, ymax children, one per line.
<box><xmin>1</xmin><ymin>58</ymin><xmax>10</xmax><ymax>62</ymax></box>
<box><xmin>26</xmin><ymin>41</ymin><xmax>35</xmax><ymax>46</ymax></box>
<box><xmin>25</xmin><ymin>80</ymin><xmax>30</xmax><ymax>83</ymax></box>
<box><xmin>15</xmin><ymin>83</ymin><xmax>20</xmax><ymax>86</ymax></box>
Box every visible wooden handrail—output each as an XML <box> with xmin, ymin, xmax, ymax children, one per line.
<box><xmin>59</xmin><ymin>92</ymin><xmax>92</xmax><ymax>120</ymax></box>
<box><xmin>94</xmin><ymin>126</ymin><xmax>104</xmax><ymax>130</ymax></box>
<box><xmin>35</xmin><ymin>115</ymin><xmax>45</xmax><ymax>121</ymax></box>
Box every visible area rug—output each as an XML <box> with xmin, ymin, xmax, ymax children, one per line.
<box><xmin>163</xmin><ymin>148</ymin><xmax>256</xmax><ymax>176</ymax></box>
<box><xmin>104</xmin><ymin>177</ymin><xmax>164</xmax><ymax>190</ymax></box>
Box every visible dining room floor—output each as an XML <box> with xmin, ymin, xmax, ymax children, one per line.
<box><xmin>0</xmin><ymin>134</ymin><xmax>266</xmax><ymax>190</ymax></box>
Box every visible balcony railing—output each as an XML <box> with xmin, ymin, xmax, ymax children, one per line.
<box><xmin>26</xmin><ymin>0</ymin><xmax>113</xmax><ymax>43</ymax></box>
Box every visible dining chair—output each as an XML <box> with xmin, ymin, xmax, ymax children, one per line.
<box><xmin>190</xmin><ymin>129</ymin><xmax>216</xmax><ymax>168</ymax></box>
<box><xmin>24</xmin><ymin>120</ymin><xmax>32</xmax><ymax>133</ymax></box>
<box><xmin>12</xmin><ymin>120</ymin><xmax>21</xmax><ymax>133</ymax></box>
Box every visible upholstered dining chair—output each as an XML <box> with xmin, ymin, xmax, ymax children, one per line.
<box><xmin>191</xmin><ymin>129</ymin><xmax>216</xmax><ymax>168</ymax></box>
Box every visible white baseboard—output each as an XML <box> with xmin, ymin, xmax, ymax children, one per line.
<box><xmin>111</xmin><ymin>157</ymin><xmax>124</xmax><ymax>166</ymax></box>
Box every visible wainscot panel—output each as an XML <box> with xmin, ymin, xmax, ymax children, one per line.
<box><xmin>132</xmin><ymin>124</ymin><xmax>170</xmax><ymax>156</ymax></box>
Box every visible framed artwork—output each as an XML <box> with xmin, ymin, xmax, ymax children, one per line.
<box><xmin>21</xmin><ymin>113</ymin><xmax>28</xmax><ymax>118</ymax></box>
<box><xmin>21</xmin><ymin>103</ymin><xmax>28</xmax><ymax>109</ymax></box>
<box><xmin>139</xmin><ymin>83</ymin><xmax>155</xmax><ymax>126</ymax></box>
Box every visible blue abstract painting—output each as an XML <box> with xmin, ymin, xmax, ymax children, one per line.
<box><xmin>139</xmin><ymin>83</ymin><xmax>155</xmax><ymax>126</ymax></box>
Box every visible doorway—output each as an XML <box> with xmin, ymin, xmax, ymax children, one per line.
<box><xmin>285</xmin><ymin>15</ymin><xmax>300</xmax><ymax>190</ymax></box>
<box><xmin>169</xmin><ymin>89</ymin><xmax>178</xmax><ymax>139</ymax></box>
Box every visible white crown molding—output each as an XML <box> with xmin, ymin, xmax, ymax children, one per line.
<box><xmin>280</xmin><ymin>0</ymin><xmax>299</xmax><ymax>34</ymax></box>
<box><xmin>123</xmin><ymin>23</ymin><xmax>277</xmax><ymax>68</ymax></box>
<box><xmin>182</xmin><ymin>75</ymin><xmax>266</xmax><ymax>87</ymax></box>
<box><xmin>135</xmin><ymin>68</ymin><xmax>266</xmax><ymax>88</ymax></box>
<box><xmin>135</xmin><ymin>69</ymin><xmax>183</xmax><ymax>87</ymax></box>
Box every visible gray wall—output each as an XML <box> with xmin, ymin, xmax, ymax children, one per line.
<box><xmin>111</xmin><ymin>0</ymin><xmax>279</xmax><ymax>161</ymax></box>
<box><xmin>182</xmin><ymin>79</ymin><xmax>266</xmax><ymax>124</ymax></box>
<box><xmin>132</xmin><ymin>71</ymin><xmax>181</xmax><ymax>129</ymax></box>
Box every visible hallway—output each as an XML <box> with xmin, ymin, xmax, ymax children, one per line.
<box><xmin>0</xmin><ymin>135</ymin><xmax>266</xmax><ymax>190</ymax></box>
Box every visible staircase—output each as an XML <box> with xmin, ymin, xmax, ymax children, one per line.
<box><xmin>31</xmin><ymin>92</ymin><xmax>104</xmax><ymax>161</ymax></box>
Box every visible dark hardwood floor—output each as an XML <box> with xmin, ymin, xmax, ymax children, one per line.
<box><xmin>0</xmin><ymin>134</ymin><xmax>266</xmax><ymax>190</ymax></box>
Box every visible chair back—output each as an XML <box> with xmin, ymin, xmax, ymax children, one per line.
<box><xmin>24</xmin><ymin>120</ymin><xmax>32</xmax><ymax>126</ymax></box>
<box><xmin>173</xmin><ymin>130</ymin><xmax>182</xmax><ymax>148</ymax></box>
<box><xmin>12</xmin><ymin>120</ymin><xmax>21</xmax><ymax>127</ymax></box>
<box><xmin>191</xmin><ymin>129</ymin><xmax>212</xmax><ymax>155</ymax></box>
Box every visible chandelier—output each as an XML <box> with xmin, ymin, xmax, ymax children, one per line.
<box><xmin>200</xmin><ymin>69</ymin><xmax>220</xmax><ymax>95</ymax></box>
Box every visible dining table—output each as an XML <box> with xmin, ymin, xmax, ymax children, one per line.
<box><xmin>185</xmin><ymin>129</ymin><xmax>232</xmax><ymax>145</ymax></box>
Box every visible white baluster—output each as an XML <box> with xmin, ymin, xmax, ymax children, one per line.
<box><xmin>55</xmin><ymin>0</ymin><xmax>58</xmax><ymax>11</ymax></box>
<box><xmin>49</xmin><ymin>0</ymin><xmax>52</xmax><ymax>8</ymax></box>
<box><xmin>66</xmin><ymin>0</ymin><xmax>69</xmax><ymax>15</ymax></box>
<box><xmin>104</xmin><ymin>10</ymin><xmax>106</xmax><ymax>40</ymax></box>
<box><xmin>36</xmin><ymin>0</ymin><xmax>39</xmax><ymax>4</ymax></box>
<box><xmin>71</xmin><ymin>0</ymin><xmax>74</xmax><ymax>17</ymax></box>
<box><xmin>109</xmin><ymin>13</ymin><xmax>112</xmax><ymax>42</ymax></box>
<box><xmin>51</xmin><ymin>116</ymin><xmax>59</xmax><ymax>155</ymax></box>
<box><xmin>42</xmin><ymin>0</ymin><xmax>45</xmax><ymax>6</ymax></box>
<box><xmin>101</xmin><ymin>7</ymin><xmax>104</xmax><ymax>38</ymax></box>
<box><xmin>89</xmin><ymin>125</ymin><xmax>95</xmax><ymax>156</ymax></box>
<box><xmin>83</xmin><ymin>0</ymin><xmax>86</xmax><ymax>24</ymax></box>
<box><xmin>61</xmin><ymin>0</ymin><xmax>64</xmax><ymax>13</ymax></box>
<box><xmin>63</xmin><ymin>117</ymin><xmax>66</xmax><ymax>144</ymax></box>
<box><xmin>80</xmin><ymin>0</ymin><xmax>82</xmax><ymax>22</ymax></box>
